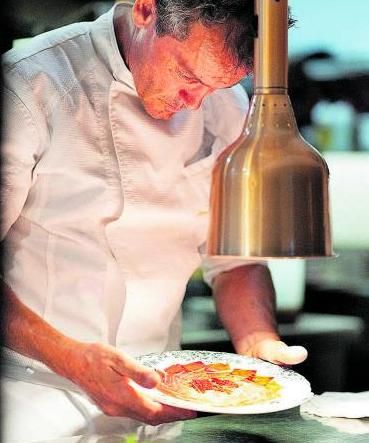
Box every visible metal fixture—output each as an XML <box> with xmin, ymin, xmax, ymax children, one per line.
<box><xmin>207</xmin><ymin>0</ymin><xmax>333</xmax><ymax>258</ymax></box>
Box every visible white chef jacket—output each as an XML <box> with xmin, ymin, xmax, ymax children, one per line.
<box><xmin>1</xmin><ymin>4</ymin><xmax>259</xmax><ymax>441</ymax></box>
<box><xmin>1</xmin><ymin>3</ymin><xmax>250</xmax><ymax>360</ymax></box>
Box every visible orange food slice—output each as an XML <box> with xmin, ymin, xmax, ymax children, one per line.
<box><xmin>164</xmin><ymin>364</ymin><xmax>187</xmax><ymax>375</ymax></box>
<box><xmin>252</xmin><ymin>376</ymin><xmax>274</xmax><ymax>385</ymax></box>
<box><xmin>204</xmin><ymin>362</ymin><xmax>231</xmax><ymax>372</ymax></box>
<box><xmin>182</xmin><ymin>361</ymin><xmax>206</xmax><ymax>372</ymax></box>
<box><xmin>231</xmin><ymin>369</ymin><xmax>257</xmax><ymax>380</ymax></box>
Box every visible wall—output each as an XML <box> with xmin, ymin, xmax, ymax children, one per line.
<box><xmin>289</xmin><ymin>0</ymin><xmax>369</xmax><ymax>58</ymax></box>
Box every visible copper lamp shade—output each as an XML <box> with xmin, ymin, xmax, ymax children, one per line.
<box><xmin>207</xmin><ymin>0</ymin><xmax>333</xmax><ymax>258</ymax></box>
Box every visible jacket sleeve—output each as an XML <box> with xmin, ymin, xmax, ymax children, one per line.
<box><xmin>1</xmin><ymin>83</ymin><xmax>43</xmax><ymax>240</ymax></box>
<box><xmin>200</xmin><ymin>84</ymin><xmax>268</xmax><ymax>287</ymax></box>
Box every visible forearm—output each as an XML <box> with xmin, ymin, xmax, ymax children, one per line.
<box><xmin>212</xmin><ymin>264</ymin><xmax>280</xmax><ymax>354</ymax></box>
<box><xmin>2</xmin><ymin>280</ymin><xmax>79</xmax><ymax>378</ymax></box>
<box><xmin>1</xmin><ymin>281</ymin><xmax>195</xmax><ymax>423</ymax></box>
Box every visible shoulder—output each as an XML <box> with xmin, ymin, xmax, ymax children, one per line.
<box><xmin>2</xmin><ymin>21</ymin><xmax>98</xmax><ymax>115</ymax></box>
<box><xmin>3</xmin><ymin>21</ymin><xmax>92</xmax><ymax>73</ymax></box>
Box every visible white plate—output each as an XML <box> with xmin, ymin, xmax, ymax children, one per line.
<box><xmin>134</xmin><ymin>350</ymin><xmax>313</xmax><ymax>414</ymax></box>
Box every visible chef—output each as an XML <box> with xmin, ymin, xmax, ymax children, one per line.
<box><xmin>1</xmin><ymin>0</ymin><xmax>307</xmax><ymax>441</ymax></box>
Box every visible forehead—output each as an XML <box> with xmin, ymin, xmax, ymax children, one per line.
<box><xmin>160</xmin><ymin>22</ymin><xmax>248</xmax><ymax>88</ymax></box>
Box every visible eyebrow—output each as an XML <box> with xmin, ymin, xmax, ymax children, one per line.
<box><xmin>179</xmin><ymin>57</ymin><xmax>243</xmax><ymax>90</ymax></box>
<box><xmin>175</xmin><ymin>53</ymin><xmax>213</xmax><ymax>87</ymax></box>
<box><xmin>181</xmin><ymin>65</ymin><xmax>213</xmax><ymax>88</ymax></box>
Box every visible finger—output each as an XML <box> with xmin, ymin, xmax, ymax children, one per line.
<box><xmin>111</xmin><ymin>352</ymin><xmax>161</xmax><ymax>389</ymax></box>
<box><xmin>255</xmin><ymin>340</ymin><xmax>308</xmax><ymax>365</ymax></box>
<box><xmin>275</xmin><ymin>345</ymin><xmax>308</xmax><ymax>365</ymax></box>
<box><xmin>129</xmin><ymin>386</ymin><xmax>197</xmax><ymax>424</ymax></box>
<box><xmin>117</xmin><ymin>381</ymin><xmax>196</xmax><ymax>424</ymax></box>
<box><xmin>148</xmin><ymin>402</ymin><xmax>198</xmax><ymax>424</ymax></box>
<box><xmin>93</xmin><ymin>380</ymin><xmax>196</xmax><ymax>423</ymax></box>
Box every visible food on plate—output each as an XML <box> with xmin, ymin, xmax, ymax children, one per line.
<box><xmin>156</xmin><ymin>360</ymin><xmax>281</xmax><ymax>407</ymax></box>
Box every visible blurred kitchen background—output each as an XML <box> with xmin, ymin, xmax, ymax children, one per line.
<box><xmin>2</xmin><ymin>0</ymin><xmax>369</xmax><ymax>394</ymax></box>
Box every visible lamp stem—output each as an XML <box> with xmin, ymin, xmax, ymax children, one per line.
<box><xmin>255</xmin><ymin>0</ymin><xmax>288</xmax><ymax>93</ymax></box>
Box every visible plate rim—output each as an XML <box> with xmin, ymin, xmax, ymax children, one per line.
<box><xmin>134</xmin><ymin>350</ymin><xmax>312</xmax><ymax>415</ymax></box>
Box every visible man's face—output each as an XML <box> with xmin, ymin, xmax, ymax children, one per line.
<box><xmin>130</xmin><ymin>21</ymin><xmax>248</xmax><ymax>120</ymax></box>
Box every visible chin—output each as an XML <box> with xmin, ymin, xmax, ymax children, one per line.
<box><xmin>142</xmin><ymin>98</ymin><xmax>179</xmax><ymax>120</ymax></box>
<box><xmin>146</xmin><ymin>107</ymin><xmax>175</xmax><ymax>120</ymax></box>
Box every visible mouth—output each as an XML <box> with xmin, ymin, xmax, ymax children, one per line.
<box><xmin>163</xmin><ymin>99</ymin><xmax>183</xmax><ymax>113</ymax></box>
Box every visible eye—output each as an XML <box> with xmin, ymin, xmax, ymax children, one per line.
<box><xmin>176</xmin><ymin>68</ymin><xmax>197</xmax><ymax>83</ymax></box>
<box><xmin>182</xmin><ymin>72</ymin><xmax>194</xmax><ymax>81</ymax></box>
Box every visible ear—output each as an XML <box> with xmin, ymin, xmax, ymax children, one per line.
<box><xmin>132</xmin><ymin>0</ymin><xmax>156</xmax><ymax>28</ymax></box>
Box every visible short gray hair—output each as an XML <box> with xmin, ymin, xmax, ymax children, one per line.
<box><xmin>155</xmin><ymin>0</ymin><xmax>295</xmax><ymax>70</ymax></box>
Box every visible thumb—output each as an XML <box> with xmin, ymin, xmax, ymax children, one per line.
<box><xmin>114</xmin><ymin>353</ymin><xmax>161</xmax><ymax>389</ymax></box>
<box><xmin>255</xmin><ymin>339</ymin><xmax>308</xmax><ymax>365</ymax></box>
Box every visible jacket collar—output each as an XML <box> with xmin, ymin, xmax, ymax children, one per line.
<box><xmin>92</xmin><ymin>2</ymin><xmax>136</xmax><ymax>90</ymax></box>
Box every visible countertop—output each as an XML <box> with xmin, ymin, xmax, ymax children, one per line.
<box><xmin>41</xmin><ymin>407</ymin><xmax>369</xmax><ymax>442</ymax></box>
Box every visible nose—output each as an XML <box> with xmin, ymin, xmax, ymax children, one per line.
<box><xmin>178</xmin><ymin>87</ymin><xmax>210</xmax><ymax>110</ymax></box>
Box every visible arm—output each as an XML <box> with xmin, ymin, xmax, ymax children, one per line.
<box><xmin>2</xmin><ymin>282</ymin><xmax>196</xmax><ymax>424</ymax></box>
<box><xmin>213</xmin><ymin>264</ymin><xmax>307</xmax><ymax>365</ymax></box>
<box><xmin>1</xmin><ymin>78</ymin><xmax>195</xmax><ymax>425</ymax></box>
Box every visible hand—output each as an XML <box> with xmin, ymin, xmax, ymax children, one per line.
<box><xmin>62</xmin><ymin>342</ymin><xmax>197</xmax><ymax>425</ymax></box>
<box><xmin>1</xmin><ymin>284</ymin><xmax>196</xmax><ymax>424</ymax></box>
<box><xmin>243</xmin><ymin>338</ymin><xmax>308</xmax><ymax>366</ymax></box>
